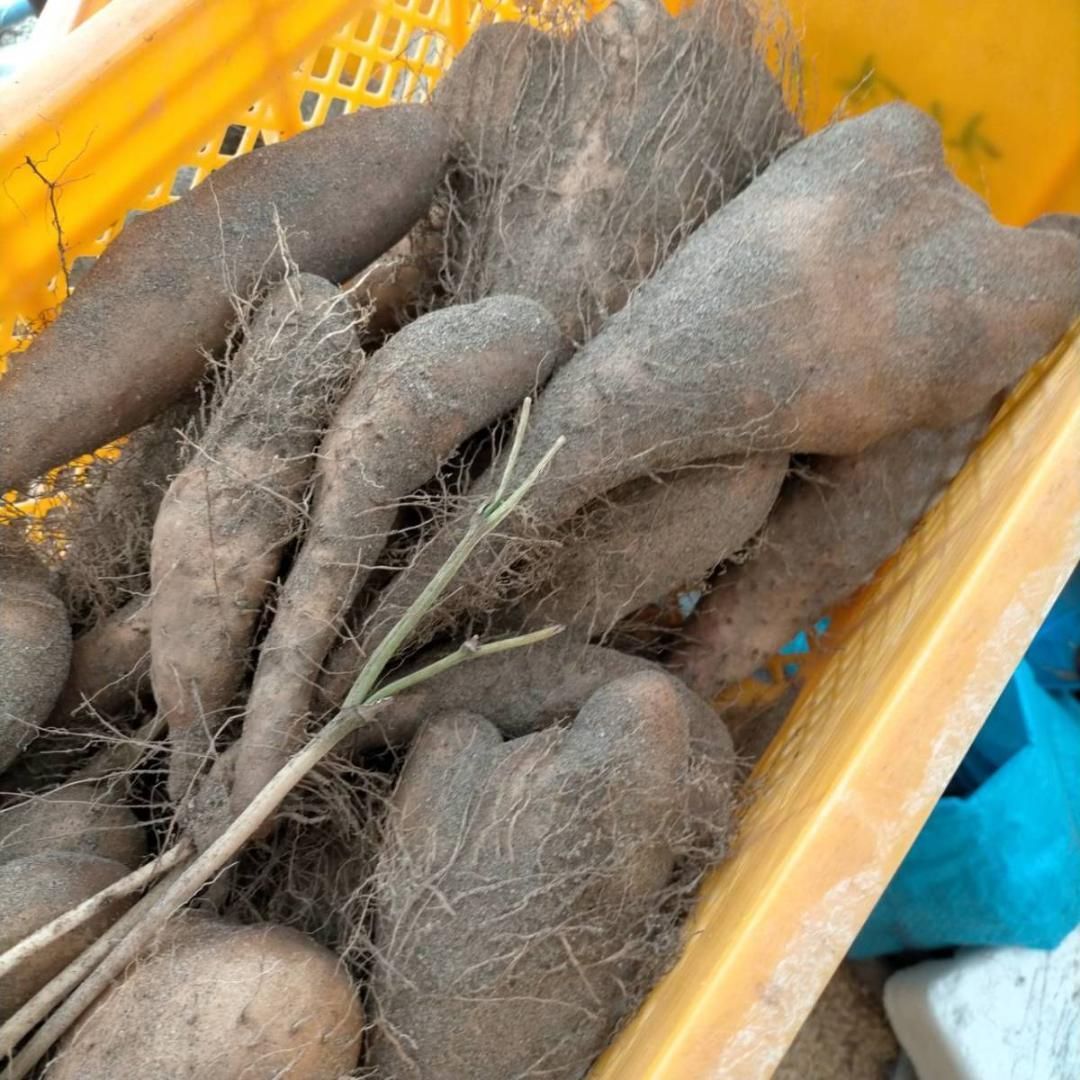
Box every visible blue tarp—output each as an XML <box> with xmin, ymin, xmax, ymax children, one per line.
<box><xmin>1026</xmin><ymin>568</ymin><xmax>1080</xmax><ymax>693</ymax></box>
<box><xmin>0</xmin><ymin>1</ymin><xmax>32</xmax><ymax>32</ymax></box>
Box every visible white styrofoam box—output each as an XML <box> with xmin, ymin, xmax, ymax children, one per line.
<box><xmin>884</xmin><ymin>925</ymin><xmax>1080</xmax><ymax>1080</ymax></box>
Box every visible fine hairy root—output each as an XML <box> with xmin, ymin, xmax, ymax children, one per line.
<box><xmin>233</xmin><ymin>296</ymin><xmax>565</xmax><ymax>816</ymax></box>
<box><xmin>674</xmin><ymin>410</ymin><xmax>995</xmax><ymax>696</ymax></box>
<box><xmin>151</xmin><ymin>272</ymin><xmax>358</xmax><ymax>800</ymax></box>
<box><xmin>0</xmin><ymin>776</ymin><xmax>145</xmax><ymax>870</ymax></box>
<box><xmin>345</xmin><ymin>221</ymin><xmax>446</xmax><ymax>336</ymax></box>
<box><xmin>436</xmin><ymin>0</ymin><xmax>799</xmax><ymax>342</ymax></box>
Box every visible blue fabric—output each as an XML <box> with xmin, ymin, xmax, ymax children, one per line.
<box><xmin>756</xmin><ymin>571</ymin><xmax>1078</xmax><ymax>956</ymax></box>
<box><xmin>0</xmin><ymin>1</ymin><xmax>32</xmax><ymax>31</ymax></box>
<box><xmin>852</xmin><ymin>660</ymin><xmax>1080</xmax><ymax>957</ymax></box>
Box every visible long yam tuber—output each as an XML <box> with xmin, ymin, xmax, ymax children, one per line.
<box><xmin>514</xmin><ymin>454</ymin><xmax>787</xmax><ymax>638</ymax></box>
<box><xmin>674</xmin><ymin>411</ymin><xmax>994</xmax><ymax>696</ymax></box>
<box><xmin>151</xmin><ymin>274</ymin><xmax>356</xmax><ymax>798</ymax></box>
<box><xmin>0</xmin><ymin>105</ymin><xmax>448</xmax><ymax>494</ymax></box>
<box><xmin>233</xmin><ymin>295</ymin><xmax>565</xmax><ymax>815</ymax></box>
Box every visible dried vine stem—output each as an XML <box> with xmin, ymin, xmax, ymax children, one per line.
<box><xmin>1</xmin><ymin>399</ymin><xmax>564</xmax><ymax>1079</ymax></box>
<box><xmin>0</xmin><ymin>841</ymin><xmax>193</xmax><ymax>986</ymax></box>
<box><xmin>0</xmin><ymin>864</ymin><xmax>189</xmax><ymax>1064</ymax></box>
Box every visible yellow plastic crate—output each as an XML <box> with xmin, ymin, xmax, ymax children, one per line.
<box><xmin>1</xmin><ymin>0</ymin><xmax>1078</xmax><ymax>1075</ymax></box>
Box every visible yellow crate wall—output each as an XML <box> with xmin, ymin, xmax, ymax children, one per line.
<box><xmin>0</xmin><ymin>0</ymin><xmax>481</xmax><ymax>355</ymax></box>
<box><xmin>3</xmin><ymin>0</ymin><xmax>1076</xmax><ymax>356</ymax></box>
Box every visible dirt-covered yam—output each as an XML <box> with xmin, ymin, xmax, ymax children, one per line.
<box><xmin>516</xmin><ymin>453</ymin><xmax>787</xmax><ymax>637</ymax></box>
<box><xmin>0</xmin><ymin>852</ymin><xmax>131</xmax><ymax>1022</ymax></box>
<box><xmin>674</xmin><ymin>412</ymin><xmax>993</xmax><ymax>696</ymax></box>
<box><xmin>151</xmin><ymin>273</ymin><xmax>356</xmax><ymax>799</ymax></box>
<box><xmin>50</xmin><ymin>915</ymin><xmax>364</xmax><ymax>1080</ymax></box>
<box><xmin>0</xmin><ymin>531</ymin><xmax>72</xmax><ymax>772</ymax></box>
<box><xmin>495</xmin><ymin>102</ymin><xmax>1080</xmax><ymax>503</ymax></box>
<box><xmin>54</xmin><ymin>399</ymin><xmax>198</xmax><ymax>632</ymax></box>
<box><xmin>234</xmin><ymin>294</ymin><xmax>565</xmax><ymax>816</ymax></box>
<box><xmin>370</xmin><ymin>670</ymin><xmax>718</xmax><ymax>1080</ymax></box>
<box><xmin>0</xmin><ymin>105</ymin><xmax>449</xmax><ymax>494</ymax></box>
<box><xmin>0</xmin><ymin>778</ymin><xmax>145</xmax><ymax>869</ymax></box>
<box><xmin>436</xmin><ymin>0</ymin><xmax>798</xmax><ymax>342</ymax></box>
<box><xmin>50</xmin><ymin>597</ymin><xmax>151</xmax><ymax>732</ymax></box>
<box><xmin>343</xmin><ymin>103</ymin><xmax>1080</xmax><ymax>680</ymax></box>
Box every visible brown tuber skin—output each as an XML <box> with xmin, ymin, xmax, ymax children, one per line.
<box><xmin>485</xmin><ymin>103</ymin><xmax>1080</xmax><ymax>505</ymax></box>
<box><xmin>0</xmin><ymin>852</ymin><xmax>131</xmax><ymax>1022</ymax></box>
<box><xmin>0</xmin><ymin>777</ymin><xmax>145</xmax><ymax>869</ymax></box>
<box><xmin>0</xmin><ymin>530</ymin><xmax>72</xmax><ymax>772</ymax></box>
<box><xmin>344</xmin><ymin>224</ymin><xmax>445</xmax><ymax>336</ymax></box>
<box><xmin>233</xmin><ymin>294</ymin><xmax>566</xmax><ymax>817</ymax></box>
<box><xmin>674</xmin><ymin>412</ymin><xmax>994</xmax><ymax>697</ymax></box>
<box><xmin>0</xmin><ymin>104</ymin><xmax>449</xmax><ymax>495</ymax></box>
<box><xmin>370</xmin><ymin>670</ymin><xmax>718</xmax><ymax>1080</ymax></box>
<box><xmin>55</xmin><ymin>398</ymin><xmax>199</xmax><ymax>632</ymax></box>
<box><xmin>49</xmin><ymin>915</ymin><xmax>364</xmax><ymax>1080</ymax></box>
<box><xmin>339</xmin><ymin>103</ymin><xmax>1080</xmax><ymax>685</ymax></box>
<box><xmin>515</xmin><ymin>453</ymin><xmax>788</xmax><ymax>638</ymax></box>
<box><xmin>50</xmin><ymin>596</ymin><xmax>151</xmax><ymax>732</ymax></box>
<box><xmin>331</xmin><ymin>636</ymin><xmax>661</xmax><ymax>750</ymax></box>
<box><xmin>151</xmin><ymin>273</ymin><xmax>357</xmax><ymax>799</ymax></box>
<box><xmin>436</xmin><ymin>0</ymin><xmax>799</xmax><ymax>342</ymax></box>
